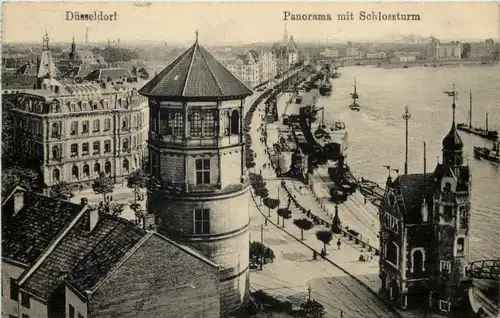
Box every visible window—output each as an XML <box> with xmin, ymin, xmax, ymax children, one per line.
<box><xmin>94</xmin><ymin>163</ymin><xmax>101</xmax><ymax>174</ymax></box>
<box><xmin>203</xmin><ymin>110</ymin><xmax>216</xmax><ymax>137</ymax></box>
<box><xmin>456</xmin><ymin>238</ymin><xmax>465</xmax><ymax>254</ymax></box>
<box><xmin>69</xmin><ymin>304</ymin><xmax>75</xmax><ymax>318</ymax></box>
<box><xmin>71</xmin><ymin>144</ymin><xmax>78</xmax><ymax>157</ymax></box>
<box><xmin>443</xmin><ymin>206</ymin><xmax>453</xmax><ymax>222</ymax></box>
<box><xmin>385</xmin><ymin>241</ymin><xmax>398</xmax><ymax>268</ymax></box>
<box><xmin>52</xmin><ymin>122</ymin><xmax>60</xmax><ymax>138</ymax></box>
<box><xmin>82</xmin><ymin>143</ymin><xmax>89</xmax><ymax>155</ymax></box>
<box><xmin>92</xmin><ymin>101</ymin><xmax>98</xmax><ymax>110</ymax></box>
<box><xmin>104</xmin><ymin>140</ymin><xmax>111</xmax><ymax>153</ymax></box>
<box><xmin>93</xmin><ymin>141</ymin><xmax>100</xmax><ymax>154</ymax></box>
<box><xmin>151</xmin><ymin>152</ymin><xmax>158</xmax><ymax>177</ymax></box>
<box><xmin>10</xmin><ymin>278</ymin><xmax>18</xmax><ymax>301</ymax></box>
<box><xmin>104</xmin><ymin>118</ymin><xmax>111</xmax><ymax>131</ymax></box>
<box><xmin>93</xmin><ymin>119</ymin><xmax>100</xmax><ymax>132</ymax></box>
<box><xmin>411</xmin><ymin>248</ymin><xmax>425</xmax><ymax>274</ymax></box>
<box><xmin>105</xmin><ymin>161</ymin><xmax>112</xmax><ymax>174</ymax></box>
<box><xmin>82</xmin><ymin>121</ymin><xmax>89</xmax><ymax>133</ymax></box>
<box><xmin>168</xmin><ymin>111</ymin><xmax>183</xmax><ymax>136</ymax></box>
<box><xmin>222</xmin><ymin>111</ymin><xmax>230</xmax><ymax>136</ymax></box>
<box><xmin>190</xmin><ymin>112</ymin><xmax>202</xmax><ymax>137</ymax></box>
<box><xmin>123</xmin><ymin>159</ymin><xmax>129</xmax><ymax>172</ymax></box>
<box><xmin>21</xmin><ymin>291</ymin><xmax>30</xmax><ymax>308</ymax></box>
<box><xmin>52</xmin><ymin>145</ymin><xmax>60</xmax><ymax>159</ymax></box>
<box><xmin>230</xmin><ymin>109</ymin><xmax>240</xmax><ymax>135</ymax></box>
<box><xmin>83</xmin><ymin>164</ymin><xmax>90</xmax><ymax>177</ymax></box>
<box><xmin>194</xmin><ymin>208</ymin><xmax>210</xmax><ymax>234</ymax></box>
<box><xmin>440</xmin><ymin>261</ymin><xmax>451</xmax><ymax>273</ymax></box>
<box><xmin>71</xmin><ymin>121</ymin><xmax>78</xmax><ymax>135</ymax></box>
<box><xmin>52</xmin><ymin>168</ymin><xmax>60</xmax><ymax>182</ymax></box>
<box><xmin>132</xmin><ymin>136</ymin><xmax>137</xmax><ymax>149</ymax></box>
<box><xmin>72</xmin><ymin>166</ymin><xmax>79</xmax><ymax>180</ymax></box>
<box><xmin>123</xmin><ymin>139</ymin><xmax>129</xmax><ymax>150</ymax></box>
<box><xmin>439</xmin><ymin>300</ymin><xmax>450</xmax><ymax>312</ymax></box>
<box><xmin>195</xmin><ymin>159</ymin><xmax>211</xmax><ymax>185</ymax></box>
<box><xmin>122</xmin><ymin>118</ymin><xmax>129</xmax><ymax>130</ymax></box>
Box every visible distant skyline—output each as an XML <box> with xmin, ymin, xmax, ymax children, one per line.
<box><xmin>2</xmin><ymin>2</ymin><xmax>499</xmax><ymax>45</ymax></box>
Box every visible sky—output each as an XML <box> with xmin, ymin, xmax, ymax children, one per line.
<box><xmin>2</xmin><ymin>2</ymin><xmax>499</xmax><ymax>45</ymax></box>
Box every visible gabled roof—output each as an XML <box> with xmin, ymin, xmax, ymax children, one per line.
<box><xmin>2</xmin><ymin>188</ymin><xmax>84</xmax><ymax>267</ymax></box>
<box><xmin>287</xmin><ymin>36</ymin><xmax>299</xmax><ymax>53</ymax></box>
<box><xmin>391</xmin><ymin>173</ymin><xmax>435</xmax><ymax>224</ymax></box>
<box><xmin>84</xmin><ymin>68</ymin><xmax>132</xmax><ymax>82</ymax></box>
<box><xmin>139</xmin><ymin>37</ymin><xmax>253</xmax><ymax>99</ymax></box>
<box><xmin>22</xmin><ymin>214</ymin><xmax>146</xmax><ymax>301</ymax></box>
<box><xmin>2</xmin><ymin>74</ymin><xmax>37</xmax><ymax>90</ymax></box>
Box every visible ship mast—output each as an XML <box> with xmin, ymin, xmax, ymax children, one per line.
<box><xmin>486</xmin><ymin>113</ymin><xmax>489</xmax><ymax>131</ymax></box>
<box><xmin>469</xmin><ymin>91</ymin><xmax>472</xmax><ymax>129</ymax></box>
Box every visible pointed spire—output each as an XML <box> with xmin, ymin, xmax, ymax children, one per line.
<box><xmin>195</xmin><ymin>30</ymin><xmax>199</xmax><ymax>44</ymax></box>
<box><xmin>452</xmin><ymin>83</ymin><xmax>456</xmax><ymax>125</ymax></box>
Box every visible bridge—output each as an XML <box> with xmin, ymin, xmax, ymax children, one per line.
<box><xmin>465</xmin><ymin>259</ymin><xmax>500</xmax><ymax>281</ymax></box>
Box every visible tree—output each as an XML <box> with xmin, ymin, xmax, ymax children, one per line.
<box><xmin>50</xmin><ymin>181</ymin><xmax>74</xmax><ymax>200</ymax></box>
<box><xmin>249</xmin><ymin>241</ymin><xmax>275</xmax><ymax>268</ymax></box>
<box><xmin>316</xmin><ymin>230</ymin><xmax>333</xmax><ymax>254</ymax></box>
<box><xmin>93</xmin><ymin>202</ymin><xmax>127</xmax><ymax>216</ymax></box>
<box><xmin>254</xmin><ymin>187</ymin><xmax>269</xmax><ymax>205</ymax></box>
<box><xmin>293</xmin><ymin>218</ymin><xmax>314</xmax><ymax>240</ymax></box>
<box><xmin>277</xmin><ymin>208</ymin><xmax>292</xmax><ymax>227</ymax></box>
<box><xmin>92</xmin><ymin>172</ymin><xmax>114</xmax><ymax>203</ymax></box>
<box><xmin>1</xmin><ymin>166</ymin><xmax>40</xmax><ymax>198</ymax></box>
<box><xmin>263</xmin><ymin>197</ymin><xmax>280</xmax><ymax>217</ymax></box>
<box><xmin>127</xmin><ymin>169</ymin><xmax>160</xmax><ymax>226</ymax></box>
<box><xmin>300</xmin><ymin>299</ymin><xmax>326</xmax><ymax>318</ymax></box>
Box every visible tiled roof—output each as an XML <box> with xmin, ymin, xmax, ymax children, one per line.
<box><xmin>2</xmin><ymin>74</ymin><xmax>37</xmax><ymax>90</ymax></box>
<box><xmin>1</xmin><ymin>190</ymin><xmax>84</xmax><ymax>266</ymax></box>
<box><xmin>22</xmin><ymin>214</ymin><xmax>146</xmax><ymax>300</ymax></box>
<box><xmin>84</xmin><ymin>68</ymin><xmax>131</xmax><ymax>81</ymax></box>
<box><xmin>139</xmin><ymin>40</ymin><xmax>253</xmax><ymax>98</ymax></box>
<box><xmin>393</xmin><ymin>173</ymin><xmax>435</xmax><ymax>224</ymax></box>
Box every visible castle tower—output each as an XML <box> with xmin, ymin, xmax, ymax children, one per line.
<box><xmin>432</xmin><ymin>89</ymin><xmax>471</xmax><ymax>312</ymax></box>
<box><xmin>139</xmin><ymin>32</ymin><xmax>254</xmax><ymax>315</ymax></box>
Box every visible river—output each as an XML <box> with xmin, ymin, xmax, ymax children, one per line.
<box><xmin>317</xmin><ymin>65</ymin><xmax>500</xmax><ymax>261</ymax></box>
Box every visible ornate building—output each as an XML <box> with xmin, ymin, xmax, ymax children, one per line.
<box><xmin>7</xmin><ymin>32</ymin><xmax>149</xmax><ymax>189</ymax></box>
<box><xmin>139</xmin><ymin>33</ymin><xmax>253</xmax><ymax>316</ymax></box>
<box><xmin>379</xmin><ymin>97</ymin><xmax>471</xmax><ymax>314</ymax></box>
<box><xmin>226</xmin><ymin>48</ymin><xmax>277</xmax><ymax>88</ymax></box>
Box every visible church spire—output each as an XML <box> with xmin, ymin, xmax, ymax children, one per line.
<box><xmin>42</xmin><ymin>31</ymin><xmax>50</xmax><ymax>50</ymax></box>
<box><xmin>441</xmin><ymin>83</ymin><xmax>463</xmax><ymax>167</ymax></box>
<box><xmin>283</xmin><ymin>23</ymin><xmax>288</xmax><ymax>45</ymax></box>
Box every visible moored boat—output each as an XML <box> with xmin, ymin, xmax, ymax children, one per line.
<box><xmin>473</xmin><ymin>142</ymin><xmax>500</xmax><ymax>163</ymax></box>
<box><xmin>349</xmin><ymin>79</ymin><xmax>361</xmax><ymax>111</ymax></box>
<box><xmin>457</xmin><ymin>91</ymin><xmax>498</xmax><ymax>140</ymax></box>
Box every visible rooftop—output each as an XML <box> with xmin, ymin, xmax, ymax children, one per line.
<box><xmin>22</xmin><ymin>213</ymin><xmax>147</xmax><ymax>300</ymax></box>
<box><xmin>2</xmin><ymin>189</ymin><xmax>84</xmax><ymax>267</ymax></box>
<box><xmin>139</xmin><ymin>33</ymin><xmax>253</xmax><ymax>99</ymax></box>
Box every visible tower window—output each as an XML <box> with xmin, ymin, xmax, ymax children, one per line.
<box><xmin>195</xmin><ymin>159</ymin><xmax>211</xmax><ymax>185</ymax></box>
<box><xmin>203</xmin><ymin>110</ymin><xmax>216</xmax><ymax>137</ymax></box>
<box><xmin>456</xmin><ymin>237</ymin><xmax>465</xmax><ymax>254</ymax></box>
<box><xmin>440</xmin><ymin>261</ymin><xmax>451</xmax><ymax>273</ymax></box>
<box><xmin>190</xmin><ymin>112</ymin><xmax>202</xmax><ymax>137</ymax></box>
<box><xmin>194</xmin><ymin>208</ymin><xmax>210</xmax><ymax>234</ymax></box>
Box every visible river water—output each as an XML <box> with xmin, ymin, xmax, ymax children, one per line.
<box><xmin>317</xmin><ymin>65</ymin><xmax>500</xmax><ymax>261</ymax></box>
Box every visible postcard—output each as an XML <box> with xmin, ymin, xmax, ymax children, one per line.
<box><xmin>2</xmin><ymin>2</ymin><xmax>499</xmax><ymax>318</ymax></box>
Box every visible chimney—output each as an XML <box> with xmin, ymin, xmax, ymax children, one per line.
<box><xmin>13</xmin><ymin>190</ymin><xmax>26</xmax><ymax>215</ymax></box>
<box><xmin>54</xmin><ymin>86</ymin><xmax>59</xmax><ymax>94</ymax></box>
<box><xmin>88</xmin><ymin>208</ymin><xmax>99</xmax><ymax>232</ymax></box>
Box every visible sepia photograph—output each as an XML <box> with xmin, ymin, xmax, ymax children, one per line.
<box><xmin>1</xmin><ymin>1</ymin><xmax>499</xmax><ymax>317</ymax></box>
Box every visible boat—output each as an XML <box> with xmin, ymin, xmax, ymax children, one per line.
<box><xmin>349</xmin><ymin>79</ymin><xmax>361</xmax><ymax>111</ymax></box>
<box><xmin>457</xmin><ymin>92</ymin><xmax>499</xmax><ymax>140</ymax></box>
<box><xmin>473</xmin><ymin>141</ymin><xmax>500</xmax><ymax>163</ymax></box>
<box><xmin>319</xmin><ymin>75</ymin><xmax>332</xmax><ymax>96</ymax></box>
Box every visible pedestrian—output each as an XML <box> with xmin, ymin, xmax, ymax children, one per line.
<box><xmin>359</xmin><ymin>250</ymin><xmax>365</xmax><ymax>262</ymax></box>
<box><xmin>369</xmin><ymin>251</ymin><xmax>374</xmax><ymax>262</ymax></box>
<box><xmin>337</xmin><ymin>238</ymin><xmax>341</xmax><ymax>250</ymax></box>
<box><xmin>364</xmin><ymin>196</ymin><xmax>367</xmax><ymax>205</ymax></box>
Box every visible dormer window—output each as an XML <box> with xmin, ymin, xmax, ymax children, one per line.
<box><xmin>440</xmin><ymin>261</ymin><xmax>451</xmax><ymax>273</ymax></box>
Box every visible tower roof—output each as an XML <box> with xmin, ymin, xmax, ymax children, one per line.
<box><xmin>442</xmin><ymin>94</ymin><xmax>463</xmax><ymax>151</ymax></box>
<box><xmin>442</xmin><ymin>122</ymin><xmax>463</xmax><ymax>151</ymax></box>
<box><xmin>139</xmin><ymin>33</ymin><xmax>253</xmax><ymax>99</ymax></box>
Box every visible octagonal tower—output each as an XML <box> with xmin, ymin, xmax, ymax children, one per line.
<box><xmin>139</xmin><ymin>33</ymin><xmax>254</xmax><ymax>315</ymax></box>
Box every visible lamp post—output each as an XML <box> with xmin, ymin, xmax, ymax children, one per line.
<box><xmin>330</xmin><ymin>189</ymin><xmax>348</xmax><ymax>233</ymax></box>
<box><xmin>402</xmin><ymin>106</ymin><xmax>411</xmax><ymax>175</ymax></box>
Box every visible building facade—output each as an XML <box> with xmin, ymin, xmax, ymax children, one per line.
<box><xmin>226</xmin><ymin>48</ymin><xmax>278</xmax><ymax>88</ymax></box>
<box><xmin>379</xmin><ymin>100</ymin><xmax>471</xmax><ymax>314</ymax></box>
<box><xmin>436</xmin><ymin>42</ymin><xmax>462</xmax><ymax>60</ymax></box>
<box><xmin>2</xmin><ymin>187</ymin><xmax>220</xmax><ymax>318</ymax></box>
<box><xmin>139</xmin><ymin>34</ymin><xmax>253</xmax><ymax>316</ymax></box>
<box><xmin>5</xmin><ymin>33</ymin><xmax>149</xmax><ymax>190</ymax></box>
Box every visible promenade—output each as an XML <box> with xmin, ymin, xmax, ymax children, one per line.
<box><xmin>248</xmin><ymin>91</ymin><xmax>401</xmax><ymax>317</ymax></box>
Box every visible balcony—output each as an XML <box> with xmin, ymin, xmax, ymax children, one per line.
<box><xmin>149</xmin><ymin>133</ymin><xmax>241</xmax><ymax>148</ymax></box>
<box><xmin>158</xmin><ymin>180</ymin><xmax>248</xmax><ymax>196</ymax></box>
